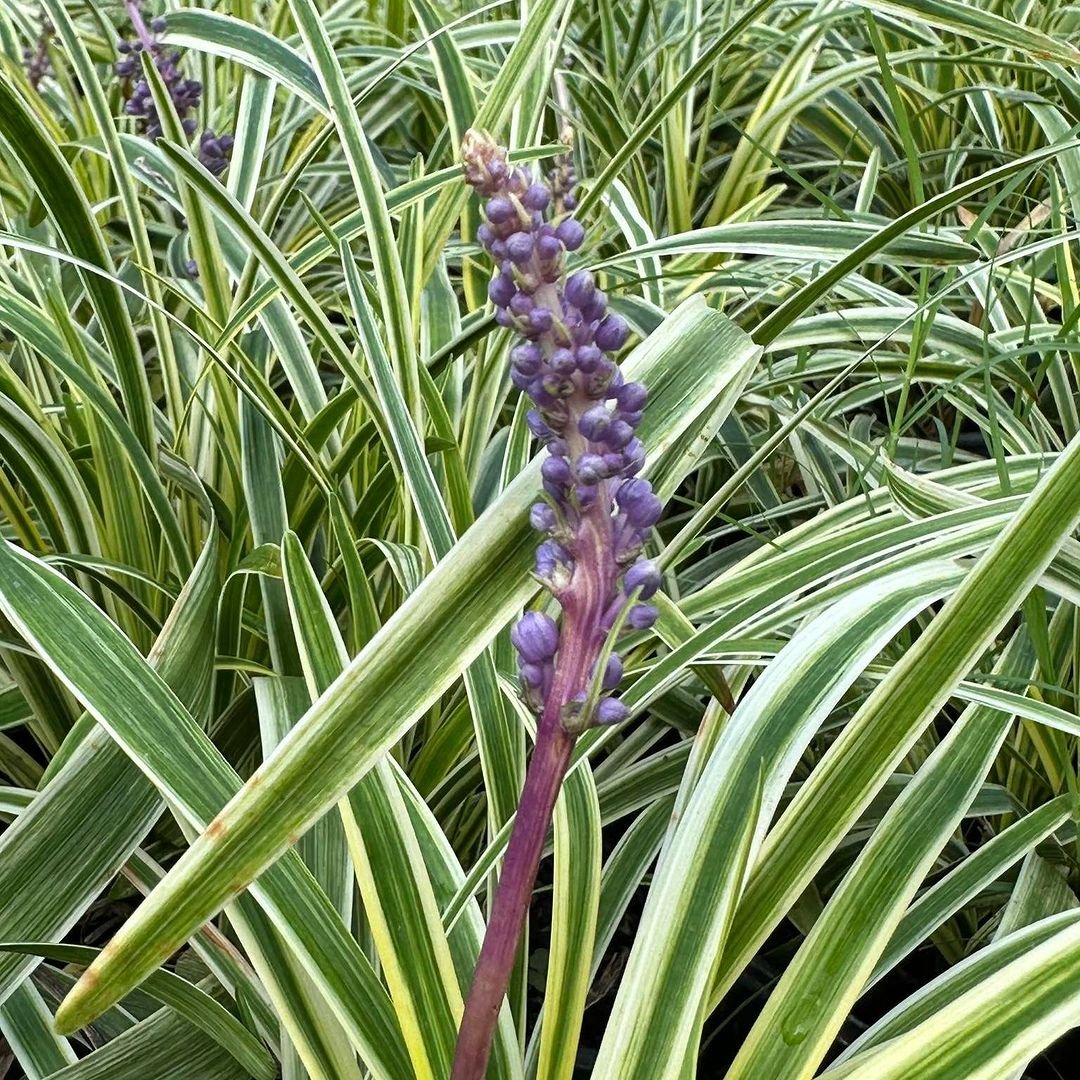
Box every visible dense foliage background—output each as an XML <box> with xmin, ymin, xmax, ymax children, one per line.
<box><xmin>2</xmin><ymin>0</ymin><xmax>1080</xmax><ymax>1076</ymax></box>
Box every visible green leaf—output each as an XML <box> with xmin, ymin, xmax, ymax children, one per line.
<box><xmin>822</xmin><ymin>914</ymin><xmax>1080</xmax><ymax>1079</ymax></box>
<box><xmin>0</xmin><ymin>543</ymin><xmax>411</xmax><ymax>1078</ymax></box>
<box><xmin>591</xmin><ymin>563</ymin><xmax>961</xmax><ymax>1078</ymax></box>
<box><xmin>0</xmin><ymin>944</ymin><xmax>274</xmax><ymax>1080</ymax></box>
<box><xmin>50</xmin><ymin>298</ymin><xmax>760</xmax><ymax>1032</ymax></box>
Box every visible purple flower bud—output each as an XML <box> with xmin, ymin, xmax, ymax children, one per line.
<box><xmin>530</xmin><ymin>503</ymin><xmax>557</xmax><ymax>532</ymax></box>
<box><xmin>578</xmin><ymin>405</ymin><xmax>611</xmax><ymax>441</ymax></box>
<box><xmin>511</xmin><ymin>611</ymin><xmax>560</xmax><ymax>662</ymax></box>
<box><xmin>506</xmin><ymin>232</ymin><xmax>534</xmax><ymax>263</ymax></box>
<box><xmin>602</xmin><ymin>654</ymin><xmax>623</xmax><ymax>690</ymax></box>
<box><xmin>582</xmin><ymin>292</ymin><xmax>608</xmax><ymax>322</ymax></box>
<box><xmin>565</xmin><ymin>270</ymin><xmax>596</xmax><ymax>310</ymax></box>
<box><xmin>595</xmin><ymin>315</ymin><xmax>629</xmax><ymax>352</ymax></box>
<box><xmin>536</xmin><ymin>540</ymin><xmax>573</xmax><ymax>586</ymax></box>
<box><xmin>512</xmin><ymin>342</ymin><xmax>542</xmax><ymax>375</ymax></box>
<box><xmin>150</xmin><ymin>16</ymin><xmax>167</xmax><ymax>32</ymax></box>
<box><xmin>576</xmin><ymin>454</ymin><xmax>607</xmax><ymax>484</ymax></box>
<box><xmin>622</xmin><ymin>438</ymin><xmax>646</xmax><ymax>475</ymax></box>
<box><xmin>486</xmin><ymin>196</ymin><xmax>515</xmax><ymax>223</ymax></box>
<box><xmin>536</xmin><ymin>232</ymin><xmax>561</xmax><ymax>261</ymax></box>
<box><xmin>519</xmin><ymin>660</ymin><xmax>545</xmax><ymax>689</ymax></box>
<box><xmin>617</xmin><ymin>478</ymin><xmax>663</xmax><ymax>528</ymax></box>
<box><xmin>575</xmin><ymin>344</ymin><xmax>602</xmax><ymax>372</ymax></box>
<box><xmin>604</xmin><ymin>420</ymin><xmax>635</xmax><ymax>450</ymax></box>
<box><xmin>489</xmin><ymin>273</ymin><xmax>515</xmax><ymax>307</ymax></box>
<box><xmin>541</xmin><ymin>373</ymin><xmax>574</xmax><ymax>398</ymax></box>
<box><xmin>627</xmin><ymin>603</ymin><xmax>658</xmax><ymax>630</ymax></box>
<box><xmin>624</xmin><ymin>559</ymin><xmax>660</xmax><ymax>599</ymax></box>
<box><xmin>522</xmin><ymin>183</ymin><xmax>550</xmax><ymax>211</ymax></box>
<box><xmin>576</xmin><ymin>483</ymin><xmax>599</xmax><ymax>507</ymax></box>
<box><xmin>597</xmin><ymin>697</ymin><xmax>629</xmax><ymax>725</ymax></box>
<box><xmin>550</xmin><ymin>347</ymin><xmax>576</xmax><ymax>374</ymax></box>
<box><xmin>509</xmin><ymin>292</ymin><xmax>534</xmax><ymax>317</ymax></box>
<box><xmin>556</xmin><ymin>218</ymin><xmax>585</xmax><ymax>251</ymax></box>
<box><xmin>541</xmin><ymin>456</ymin><xmax>572</xmax><ymax>487</ymax></box>
<box><xmin>618</xmin><ymin>382</ymin><xmax>648</xmax><ymax>411</ymax></box>
<box><xmin>526</xmin><ymin>409</ymin><xmax>552</xmax><ymax>440</ymax></box>
<box><xmin>529</xmin><ymin>307</ymin><xmax>554</xmax><ymax>333</ymax></box>
<box><xmin>477</xmin><ymin>224</ymin><xmax>495</xmax><ymax>248</ymax></box>
<box><xmin>491</xmin><ymin>239</ymin><xmax>508</xmax><ymax>261</ymax></box>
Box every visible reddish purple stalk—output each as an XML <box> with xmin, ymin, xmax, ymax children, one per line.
<box><xmin>452</xmin><ymin>508</ymin><xmax>616</xmax><ymax>1079</ymax></box>
<box><xmin>450</xmin><ymin>723</ymin><xmax>573</xmax><ymax>1079</ymax></box>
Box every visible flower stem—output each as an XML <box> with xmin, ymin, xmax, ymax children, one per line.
<box><xmin>451</xmin><ymin>716</ymin><xmax>575</xmax><ymax>1080</ymax></box>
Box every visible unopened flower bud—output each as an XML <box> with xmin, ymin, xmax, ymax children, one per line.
<box><xmin>511</xmin><ymin>611</ymin><xmax>560</xmax><ymax>663</ymax></box>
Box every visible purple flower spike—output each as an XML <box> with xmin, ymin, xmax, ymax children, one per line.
<box><xmin>24</xmin><ymin>15</ymin><xmax>53</xmax><ymax>90</ymax></box>
<box><xmin>117</xmin><ymin>1</ymin><xmax>234</xmax><ymax>175</ymax></box>
<box><xmin>454</xmin><ymin>130</ymin><xmax>666</xmax><ymax>1080</ymax></box>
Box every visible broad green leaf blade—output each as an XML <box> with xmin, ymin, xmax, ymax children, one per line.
<box><xmin>821</xmin><ymin>915</ymin><xmax>1080</xmax><ymax>1080</ymax></box>
<box><xmin>591</xmin><ymin>563</ymin><xmax>960</xmax><ymax>1078</ymax></box>
<box><xmin>0</xmin><ymin>543</ymin><xmax>411</xmax><ymax>1078</ymax></box>
<box><xmin>725</xmin><ymin>628</ymin><xmax>1034</xmax><ymax>1079</ymax></box>
<box><xmin>0</xmin><ymin>944</ymin><xmax>274</xmax><ymax>1080</ymax></box>
<box><xmin>710</xmin><ymin>429</ymin><xmax>1080</xmax><ymax>1010</ymax></box>
<box><xmin>163</xmin><ymin>10</ymin><xmax>326</xmax><ymax>109</ymax></box>
<box><xmin>0</xmin><ymin>981</ymin><xmax>77</xmax><ymax>1077</ymax></box>
<box><xmin>51</xmin><ymin>298</ymin><xmax>760</xmax><ymax>1031</ymax></box>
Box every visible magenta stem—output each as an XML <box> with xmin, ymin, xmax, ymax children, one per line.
<box><xmin>126</xmin><ymin>0</ymin><xmax>154</xmax><ymax>48</ymax></box>
<box><xmin>453</xmin><ymin>483</ymin><xmax>614</xmax><ymax>1079</ymax></box>
<box><xmin>450</xmin><ymin>719</ymin><xmax>575</xmax><ymax>1080</ymax></box>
